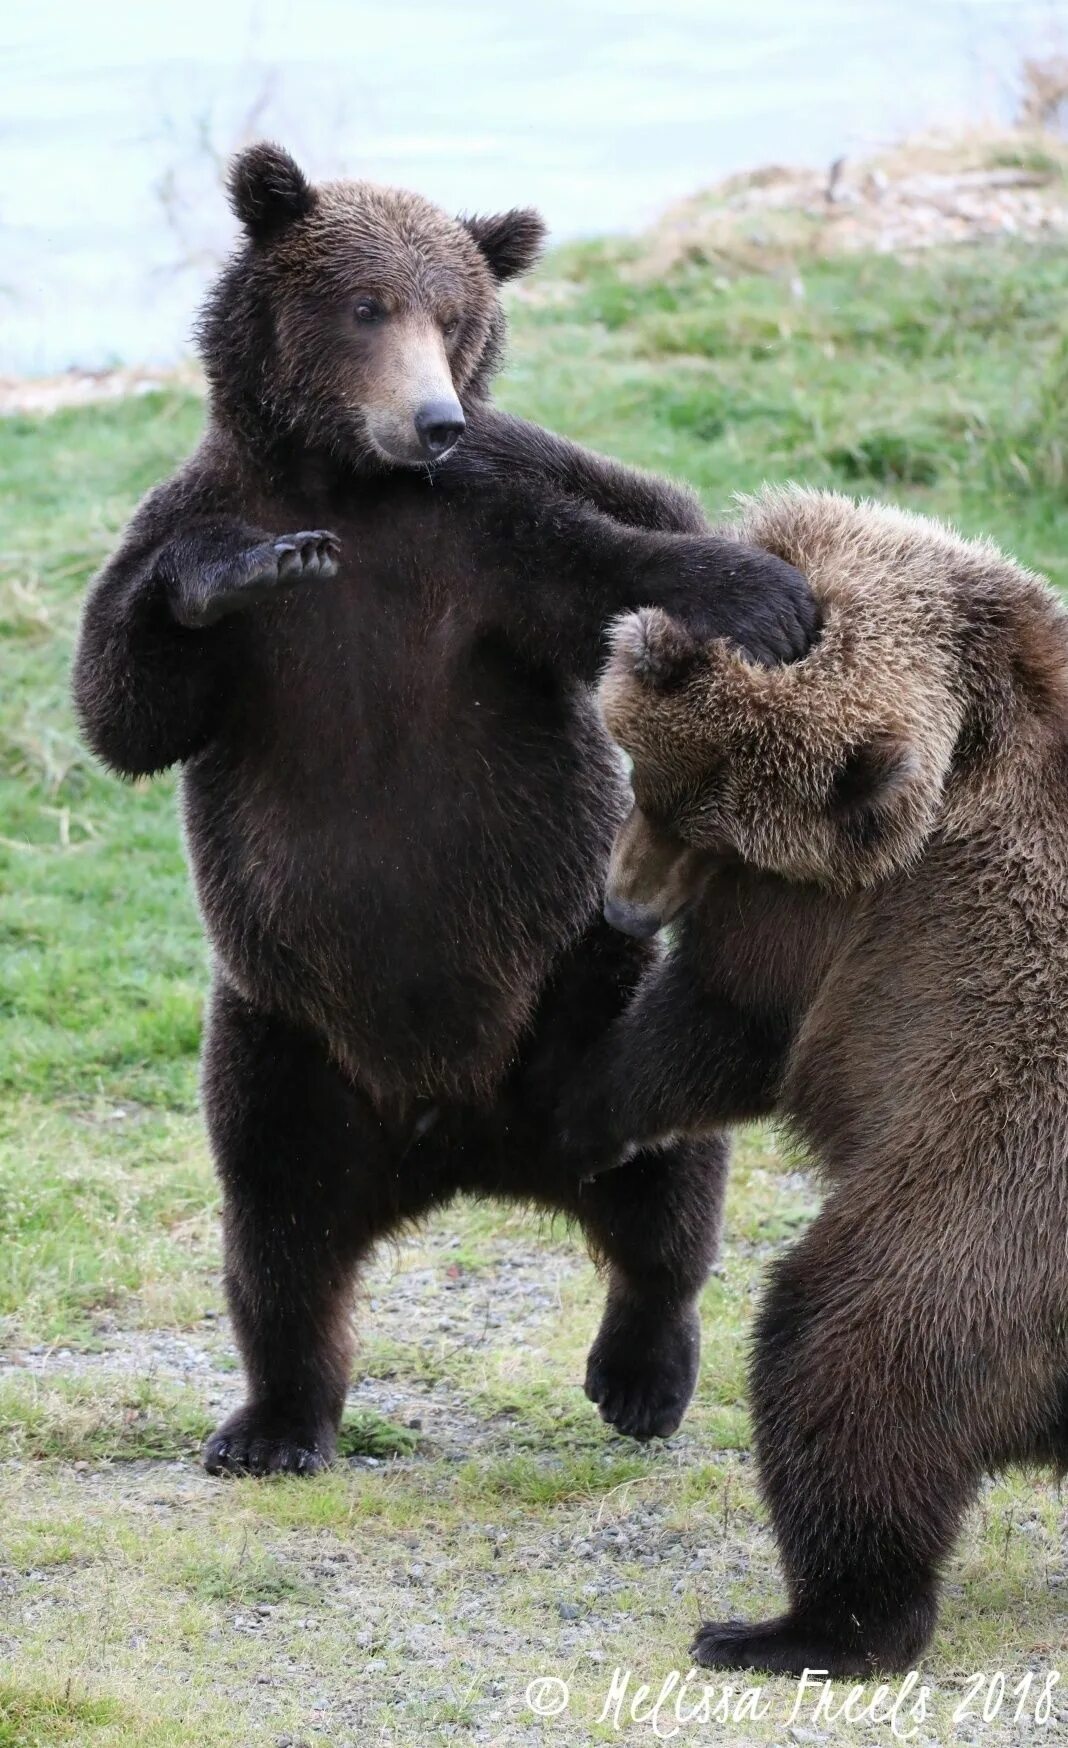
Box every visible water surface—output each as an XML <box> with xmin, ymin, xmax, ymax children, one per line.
<box><xmin>2</xmin><ymin>0</ymin><xmax>1063</xmax><ymax>372</ymax></box>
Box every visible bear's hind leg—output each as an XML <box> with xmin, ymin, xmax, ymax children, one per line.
<box><xmin>567</xmin><ymin>1137</ymin><xmax>728</xmax><ymax>1441</ymax></box>
<box><xmin>200</xmin><ymin>981</ymin><xmax>442</xmax><ymax>1477</ymax></box>
<box><xmin>692</xmin><ymin>1209</ymin><xmax>988</xmax><ymax>1675</ymax></box>
<box><xmin>498</xmin><ymin>918</ymin><xmax>728</xmax><ymax>1442</ymax></box>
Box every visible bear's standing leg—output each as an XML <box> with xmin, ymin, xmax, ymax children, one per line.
<box><xmin>565</xmin><ymin>1138</ymin><xmax>728</xmax><ymax>1440</ymax></box>
<box><xmin>691</xmin><ymin>1206</ymin><xmax>995</xmax><ymax>1676</ymax></box>
<box><xmin>200</xmin><ymin>981</ymin><xmax>446</xmax><ymax>1477</ymax></box>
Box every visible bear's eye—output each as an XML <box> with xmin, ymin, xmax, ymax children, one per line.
<box><xmin>353</xmin><ymin>296</ymin><xmax>385</xmax><ymax>324</ymax></box>
<box><xmin>442</xmin><ymin>316</ymin><xmax>461</xmax><ymax>339</ymax></box>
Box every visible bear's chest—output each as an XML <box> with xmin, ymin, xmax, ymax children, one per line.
<box><xmin>247</xmin><ymin>482</ymin><xmax>546</xmax><ymax>725</ymax></box>
<box><xmin>190</xmin><ymin>478</ymin><xmax>615</xmax><ymax>876</ymax></box>
<box><xmin>180</xmin><ymin>480</ymin><xmax>621</xmax><ymax>1088</ymax></box>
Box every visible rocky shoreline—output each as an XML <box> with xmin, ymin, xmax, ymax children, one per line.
<box><xmin>639</xmin><ymin>127</ymin><xmax>1068</xmax><ymax>277</ymax></box>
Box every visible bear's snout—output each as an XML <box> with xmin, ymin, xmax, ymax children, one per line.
<box><xmin>415</xmin><ymin>399</ymin><xmax>466</xmax><ymax>460</ymax></box>
<box><xmin>603</xmin><ymin>804</ymin><xmax>709</xmax><ymax>939</ymax></box>
<box><xmin>603</xmin><ymin>894</ymin><xmax>664</xmax><ymax>939</ymax></box>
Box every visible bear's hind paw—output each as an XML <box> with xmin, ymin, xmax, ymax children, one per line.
<box><xmin>691</xmin><ymin>1615</ymin><xmax>889</xmax><ymax>1678</ymax></box>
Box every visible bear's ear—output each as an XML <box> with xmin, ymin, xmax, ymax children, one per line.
<box><xmin>461</xmin><ymin>208</ymin><xmax>547</xmax><ymax>281</ymax></box>
<box><xmin>227</xmin><ymin>142</ymin><xmax>316</xmax><ymax>242</ymax></box>
<box><xmin>829</xmin><ymin>735</ymin><xmax>922</xmax><ymax>849</ymax></box>
<box><xmin>611</xmin><ymin>609</ymin><xmax>700</xmax><ymax>691</ymax></box>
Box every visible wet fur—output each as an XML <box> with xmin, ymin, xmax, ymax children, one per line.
<box><xmin>590</xmin><ymin>487</ymin><xmax>1068</xmax><ymax>1673</ymax></box>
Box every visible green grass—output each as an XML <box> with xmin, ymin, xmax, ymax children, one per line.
<box><xmin>0</xmin><ymin>1373</ymin><xmax>213</xmax><ymax>1462</ymax></box>
<box><xmin>508</xmin><ymin>239</ymin><xmax>1068</xmax><ymax>571</ymax></box>
<box><xmin>1</xmin><ymin>236</ymin><xmax>1066</xmax><ymax>1743</ymax></box>
<box><xmin>0</xmin><ymin>1686</ymin><xmax>122</xmax><ymax>1747</ymax></box>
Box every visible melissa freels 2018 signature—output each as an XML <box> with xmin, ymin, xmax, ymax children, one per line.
<box><xmin>524</xmin><ymin>1664</ymin><xmax>1062</xmax><ymax>1739</ymax></box>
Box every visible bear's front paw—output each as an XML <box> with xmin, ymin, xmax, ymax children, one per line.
<box><xmin>202</xmin><ymin>1403</ymin><xmax>336</xmax><ymax>1477</ymax></box>
<box><xmin>586</xmin><ymin>1299</ymin><xmax>700</xmax><ymax>1440</ymax></box>
<box><xmin>176</xmin><ymin>530</ymin><xmax>341</xmax><ymax>628</ymax></box>
<box><xmin>714</xmin><ymin>553</ymin><xmax>819</xmax><ymax>668</ymax></box>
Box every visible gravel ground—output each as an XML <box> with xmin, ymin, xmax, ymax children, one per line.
<box><xmin>0</xmin><ymin>1217</ymin><xmax>760</xmax><ymax>1746</ymax></box>
<box><xmin>2</xmin><ymin>1223</ymin><xmax>593</xmax><ymax>1464</ymax></box>
<box><xmin>2</xmin><ymin>1202</ymin><xmax>1064</xmax><ymax>1747</ymax></box>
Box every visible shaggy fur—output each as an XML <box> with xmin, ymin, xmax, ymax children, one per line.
<box><xmin>71</xmin><ymin>146</ymin><xmax>817</xmax><ymax>1478</ymax></box>
<box><xmin>572</xmin><ymin>486</ymin><xmax>1068</xmax><ymax>1674</ymax></box>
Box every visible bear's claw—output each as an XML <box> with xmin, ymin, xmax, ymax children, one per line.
<box><xmin>203</xmin><ymin>1407</ymin><xmax>334</xmax><ymax>1478</ymax></box>
<box><xmin>271</xmin><ymin>530</ymin><xmax>341</xmax><ymax>582</ymax></box>
<box><xmin>178</xmin><ymin>529</ymin><xmax>342</xmax><ymax>627</ymax></box>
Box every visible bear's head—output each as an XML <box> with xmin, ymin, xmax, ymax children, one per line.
<box><xmin>596</xmin><ymin>489</ymin><xmax>990</xmax><ymax>935</ymax></box>
<box><xmin>599</xmin><ymin>607</ymin><xmax>946</xmax><ymax>935</ymax></box>
<box><xmin>197</xmin><ymin>142</ymin><xmax>546</xmax><ymax>468</ymax></box>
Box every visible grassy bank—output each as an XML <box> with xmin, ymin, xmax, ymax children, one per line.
<box><xmin>1</xmin><ymin>237</ymin><xmax>1066</xmax><ymax>1745</ymax></box>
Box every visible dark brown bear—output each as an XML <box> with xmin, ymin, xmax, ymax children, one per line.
<box><xmin>575</xmin><ymin>486</ymin><xmax>1068</xmax><ymax>1675</ymax></box>
<box><xmin>71</xmin><ymin>146</ymin><xmax>816</xmax><ymax>1477</ymax></box>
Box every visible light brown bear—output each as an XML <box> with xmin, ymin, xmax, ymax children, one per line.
<box><xmin>566</xmin><ymin>486</ymin><xmax>1068</xmax><ymax>1675</ymax></box>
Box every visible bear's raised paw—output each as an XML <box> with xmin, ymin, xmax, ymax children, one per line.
<box><xmin>177</xmin><ymin>530</ymin><xmax>341</xmax><ymax>628</ymax></box>
<box><xmin>585</xmin><ymin>1301</ymin><xmax>700</xmax><ymax>1441</ymax></box>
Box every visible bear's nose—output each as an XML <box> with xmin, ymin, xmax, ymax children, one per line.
<box><xmin>415</xmin><ymin>400</ymin><xmax>466</xmax><ymax>458</ymax></box>
<box><xmin>603</xmin><ymin>895</ymin><xmax>663</xmax><ymax>939</ymax></box>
